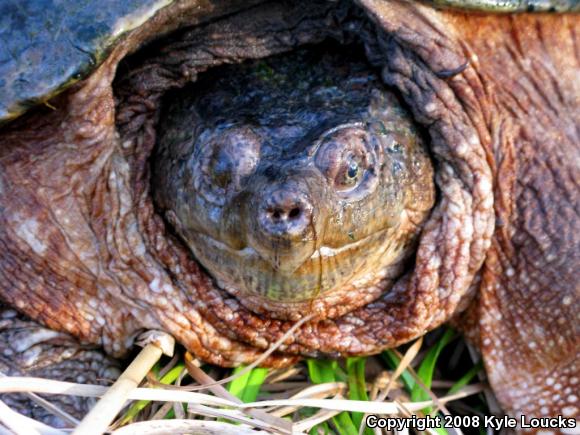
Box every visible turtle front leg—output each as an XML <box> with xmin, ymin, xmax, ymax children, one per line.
<box><xmin>469</xmin><ymin>14</ymin><xmax>579</xmax><ymax>425</ymax></box>
<box><xmin>478</xmin><ymin>137</ymin><xmax>579</xmax><ymax>424</ymax></box>
<box><xmin>0</xmin><ymin>307</ymin><xmax>121</xmax><ymax>428</ymax></box>
<box><xmin>358</xmin><ymin>1</ymin><xmax>579</xmax><ymax>425</ymax></box>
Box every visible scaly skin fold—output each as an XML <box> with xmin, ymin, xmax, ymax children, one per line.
<box><xmin>359</xmin><ymin>0</ymin><xmax>579</xmax><ymax>423</ymax></box>
<box><xmin>0</xmin><ymin>308</ymin><xmax>121</xmax><ymax>427</ymax></box>
<box><xmin>0</xmin><ymin>0</ymin><xmax>577</xmax><ymax>425</ymax></box>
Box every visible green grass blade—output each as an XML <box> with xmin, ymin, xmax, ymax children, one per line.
<box><xmin>381</xmin><ymin>350</ymin><xmax>449</xmax><ymax>434</ymax></box>
<box><xmin>448</xmin><ymin>361</ymin><xmax>484</xmax><ymax>394</ymax></box>
<box><xmin>227</xmin><ymin>365</ymin><xmax>269</xmax><ymax>403</ymax></box>
<box><xmin>346</xmin><ymin>357</ymin><xmax>374</xmax><ymax>435</ymax></box>
<box><xmin>332</xmin><ymin>412</ymin><xmax>359</xmax><ymax>435</ymax></box>
<box><xmin>307</xmin><ymin>359</ymin><xmax>358</xmax><ymax>435</ymax></box>
<box><xmin>241</xmin><ymin>367</ymin><xmax>269</xmax><ymax>402</ymax></box>
<box><xmin>381</xmin><ymin>350</ymin><xmax>415</xmax><ymax>392</ymax></box>
<box><xmin>306</xmin><ymin>359</ymin><xmax>337</xmax><ymax>384</ymax></box>
<box><xmin>119</xmin><ymin>362</ymin><xmax>185</xmax><ymax>425</ymax></box>
<box><xmin>411</xmin><ymin>329</ymin><xmax>456</xmax><ymax>408</ymax></box>
<box><xmin>346</xmin><ymin>358</ymin><xmax>366</xmax><ymax>426</ymax></box>
<box><xmin>227</xmin><ymin>366</ymin><xmax>251</xmax><ymax>400</ymax></box>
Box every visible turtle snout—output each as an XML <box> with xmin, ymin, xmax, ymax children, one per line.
<box><xmin>258</xmin><ymin>189</ymin><xmax>313</xmax><ymax>240</ymax></box>
<box><xmin>247</xmin><ymin>179</ymin><xmax>321</xmax><ymax>274</ymax></box>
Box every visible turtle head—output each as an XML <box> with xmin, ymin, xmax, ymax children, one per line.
<box><xmin>152</xmin><ymin>48</ymin><xmax>435</xmax><ymax>317</ymax></box>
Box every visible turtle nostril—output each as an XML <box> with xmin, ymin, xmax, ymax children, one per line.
<box><xmin>268</xmin><ymin>207</ymin><xmax>301</xmax><ymax>221</ymax></box>
<box><xmin>271</xmin><ymin>209</ymin><xmax>282</xmax><ymax>220</ymax></box>
<box><xmin>257</xmin><ymin>186</ymin><xmax>313</xmax><ymax>240</ymax></box>
<box><xmin>288</xmin><ymin>207</ymin><xmax>301</xmax><ymax>219</ymax></box>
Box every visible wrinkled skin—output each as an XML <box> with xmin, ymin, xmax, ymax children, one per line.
<box><xmin>0</xmin><ymin>309</ymin><xmax>120</xmax><ymax>427</ymax></box>
<box><xmin>153</xmin><ymin>47</ymin><xmax>435</xmax><ymax>319</ymax></box>
<box><xmin>0</xmin><ymin>0</ymin><xmax>577</xmax><ymax>430</ymax></box>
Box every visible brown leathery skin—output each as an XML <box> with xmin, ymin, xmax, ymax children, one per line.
<box><xmin>451</xmin><ymin>11</ymin><xmax>580</xmax><ymax>423</ymax></box>
<box><xmin>152</xmin><ymin>47</ymin><xmax>436</xmax><ymax>319</ymax></box>
<box><xmin>358</xmin><ymin>0</ymin><xmax>579</xmax><ymax>424</ymax></box>
<box><xmin>101</xmin><ymin>0</ymin><xmax>494</xmax><ymax>362</ymax></box>
<box><xmin>0</xmin><ymin>0</ymin><xmax>577</xmax><ymax>426</ymax></box>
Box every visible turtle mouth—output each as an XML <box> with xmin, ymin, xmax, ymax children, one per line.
<box><xmin>179</xmin><ymin>219</ymin><xmax>413</xmax><ymax>320</ymax></box>
<box><xmin>200</xmin><ymin>227</ymin><xmax>383</xmax><ymax>263</ymax></box>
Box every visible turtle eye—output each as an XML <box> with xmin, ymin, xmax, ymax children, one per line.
<box><xmin>193</xmin><ymin>125</ymin><xmax>261</xmax><ymax>205</ymax></box>
<box><xmin>347</xmin><ymin>160</ymin><xmax>359</xmax><ymax>179</ymax></box>
<box><xmin>209</xmin><ymin>146</ymin><xmax>234</xmax><ymax>189</ymax></box>
<box><xmin>314</xmin><ymin>126</ymin><xmax>376</xmax><ymax>196</ymax></box>
<box><xmin>336</xmin><ymin>156</ymin><xmax>362</xmax><ymax>189</ymax></box>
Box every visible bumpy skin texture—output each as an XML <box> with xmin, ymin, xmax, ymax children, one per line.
<box><xmin>0</xmin><ymin>0</ymin><xmax>577</xmax><ymax>428</ymax></box>
<box><xmin>152</xmin><ymin>47</ymin><xmax>435</xmax><ymax>320</ymax></box>
<box><xmin>0</xmin><ymin>308</ymin><xmax>120</xmax><ymax>427</ymax></box>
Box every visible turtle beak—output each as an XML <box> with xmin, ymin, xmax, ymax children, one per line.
<box><xmin>246</xmin><ymin>176</ymin><xmax>323</xmax><ymax>274</ymax></box>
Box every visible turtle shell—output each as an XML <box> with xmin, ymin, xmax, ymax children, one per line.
<box><xmin>0</xmin><ymin>0</ymin><xmax>174</xmax><ymax>122</ymax></box>
<box><xmin>429</xmin><ymin>0</ymin><xmax>579</xmax><ymax>12</ymax></box>
<box><xmin>2</xmin><ymin>0</ymin><xmax>577</xmax><ymax>123</ymax></box>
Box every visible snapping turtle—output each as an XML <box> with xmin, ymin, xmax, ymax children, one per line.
<box><xmin>0</xmin><ymin>0</ymin><xmax>578</xmax><ymax>428</ymax></box>
<box><xmin>152</xmin><ymin>46</ymin><xmax>435</xmax><ymax>317</ymax></box>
